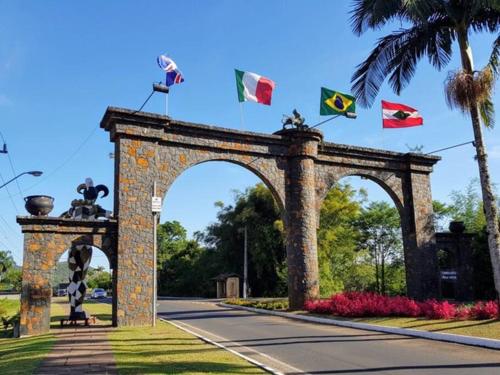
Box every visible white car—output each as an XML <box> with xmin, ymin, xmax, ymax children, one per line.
<box><xmin>91</xmin><ymin>288</ymin><xmax>107</xmax><ymax>299</ymax></box>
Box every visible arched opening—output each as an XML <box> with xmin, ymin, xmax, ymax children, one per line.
<box><xmin>158</xmin><ymin>160</ymin><xmax>286</xmax><ymax>299</ymax></box>
<box><xmin>318</xmin><ymin>174</ymin><xmax>405</xmax><ymax>297</ymax></box>
<box><xmin>50</xmin><ymin>244</ymin><xmax>113</xmax><ymax>327</ymax></box>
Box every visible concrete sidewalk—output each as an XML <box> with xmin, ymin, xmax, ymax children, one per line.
<box><xmin>36</xmin><ymin>326</ymin><xmax>117</xmax><ymax>374</ymax></box>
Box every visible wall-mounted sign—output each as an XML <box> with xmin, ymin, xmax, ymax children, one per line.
<box><xmin>152</xmin><ymin>196</ymin><xmax>162</xmax><ymax>213</ymax></box>
<box><xmin>440</xmin><ymin>271</ymin><xmax>457</xmax><ymax>280</ymax></box>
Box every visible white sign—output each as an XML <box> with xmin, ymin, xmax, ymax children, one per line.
<box><xmin>440</xmin><ymin>271</ymin><xmax>457</xmax><ymax>280</ymax></box>
<box><xmin>152</xmin><ymin>196</ymin><xmax>162</xmax><ymax>213</ymax></box>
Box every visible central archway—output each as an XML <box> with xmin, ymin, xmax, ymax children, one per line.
<box><xmin>158</xmin><ymin>160</ymin><xmax>286</xmax><ymax>299</ymax></box>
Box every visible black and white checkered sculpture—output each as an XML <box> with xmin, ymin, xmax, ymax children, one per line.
<box><xmin>67</xmin><ymin>244</ymin><xmax>92</xmax><ymax>320</ymax></box>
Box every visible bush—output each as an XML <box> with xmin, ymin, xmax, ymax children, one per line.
<box><xmin>304</xmin><ymin>292</ymin><xmax>499</xmax><ymax>320</ymax></box>
<box><xmin>471</xmin><ymin>301</ymin><xmax>499</xmax><ymax>319</ymax></box>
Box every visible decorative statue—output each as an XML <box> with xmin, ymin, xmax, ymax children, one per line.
<box><xmin>282</xmin><ymin>109</ymin><xmax>308</xmax><ymax>130</ymax></box>
<box><xmin>61</xmin><ymin>178</ymin><xmax>111</xmax><ymax>219</ymax></box>
<box><xmin>67</xmin><ymin>244</ymin><xmax>92</xmax><ymax>321</ymax></box>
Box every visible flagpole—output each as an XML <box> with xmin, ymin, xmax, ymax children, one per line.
<box><xmin>165</xmin><ymin>91</ymin><xmax>169</xmax><ymax>117</ymax></box>
<box><xmin>380</xmin><ymin>102</ymin><xmax>385</xmax><ymax>149</ymax></box>
<box><xmin>239</xmin><ymin>102</ymin><xmax>245</xmax><ymax>130</ymax></box>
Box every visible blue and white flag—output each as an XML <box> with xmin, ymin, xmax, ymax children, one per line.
<box><xmin>157</xmin><ymin>54</ymin><xmax>184</xmax><ymax>87</ymax></box>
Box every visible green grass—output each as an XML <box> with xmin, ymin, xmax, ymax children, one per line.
<box><xmin>346</xmin><ymin>316</ymin><xmax>500</xmax><ymax>340</ymax></box>
<box><xmin>108</xmin><ymin>320</ymin><xmax>265</xmax><ymax>374</ymax></box>
<box><xmin>50</xmin><ymin>297</ymin><xmax>113</xmax><ymax>326</ymax></box>
<box><xmin>0</xmin><ymin>298</ymin><xmax>19</xmax><ymax>318</ymax></box>
<box><xmin>0</xmin><ymin>298</ymin><xmax>20</xmax><ymax>338</ymax></box>
<box><xmin>0</xmin><ymin>334</ymin><xmax>55</xmax><ymax>375</ymax></box>
<box><xmin>0</xmin><ymin>298</ymin><xmax>54</xmax><ymax>374</ymax></box>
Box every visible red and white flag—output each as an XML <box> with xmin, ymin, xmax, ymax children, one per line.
<box><xmin>382</xmin><ymin>100</ymin><xmax>423</xmax><ymax>128</ymax></box>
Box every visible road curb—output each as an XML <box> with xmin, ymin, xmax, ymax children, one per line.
<box><xmin>219</xmin><ymin>303</ymin><xmax>500</xmax><ymax>350</ymax></box>
<box><xmin>159</xmin><ymin>317</ymin><xmax>282</xmax><ymax>374</ymax></box>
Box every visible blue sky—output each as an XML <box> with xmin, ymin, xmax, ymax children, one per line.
<box><xmin>1</xmin><ymin>1</ymin><xmax>499</xmax><ymax>267</ymax></box>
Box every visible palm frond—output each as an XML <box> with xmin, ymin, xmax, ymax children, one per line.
<box><xmin>487</xmin><ymin>34</ymin><xmax>500</xmax><ymax>77</ymax></box>
<box><xmin>350</xmin><ymin>0</ymin><xmax>447</xmax><ymax>35</ymax></box>
<box><xmin>470</xmin><ymin>7</ymin><xmax>500</xmax><ymax>33</ymax></box>
<box><xmin>479</xmin><ymin>98</ymin><xmax>495</xmax><ymax>128</ymax></box>
<box><xmin>351</xmin><ymin>17</ymin><xmax>454</xmax><ymax>107</ymax></box>
<box><xmin>350</xmin><ymin>0</ymin><xmax>404</xmax><ymax>35</ymax></box>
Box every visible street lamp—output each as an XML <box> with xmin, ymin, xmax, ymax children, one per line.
<box><xmin>0</xmin><ymin>171</ymin><xmax>43</xmax><ymax>190</ymax></box>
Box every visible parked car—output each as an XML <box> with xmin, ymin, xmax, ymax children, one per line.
<box><xmin>56</xmin><ymin>288</ymin><xmax>67</xmax><ymax>297</ymax></box>
<box><xmin>91</xmin><ymin>288</ymin><xmax>107</xmax><ymax>299</ymax></box>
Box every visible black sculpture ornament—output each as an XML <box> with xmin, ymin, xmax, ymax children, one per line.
<box><xmin>60</xmin><ymin>178</ymin><xmax>111</xmax><ymax>219</ymax></box>
<box><xmin>282</xmin><ymin>109</ymin><xmax>308</xmax><ymax>130</ymax></box>
<box><xmin>77</xmin><ymin>178</ymin><xmax>109</xmax><ymax>203</ymax></box>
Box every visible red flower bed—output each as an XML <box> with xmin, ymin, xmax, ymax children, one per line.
<box><xmin>304</xmin><ymin>292</ymin><xmax>499</xmax><ymax>320</ymax></box>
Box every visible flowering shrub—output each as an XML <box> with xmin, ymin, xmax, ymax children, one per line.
<box><xmin>471</xmin><ymin>301</ymin><xmax>499</xmax><ymax>319</ymax></box>
<box><xmin>304</xmin><ymin>292</ymin><xmax>499</xmax><ymax>320</ymax></box>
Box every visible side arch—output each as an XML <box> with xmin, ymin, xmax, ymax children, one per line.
<box><xmin>315</xmin><ymin>166</ymin><xmax>404</xmax><ymax>217</ymax></box>
<box><xmin>18</xmin><ymin>219</ymin><xmax>117</xmax><ymax>336</ymax></box>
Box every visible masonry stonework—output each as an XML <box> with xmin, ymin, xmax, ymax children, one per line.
<box><xmin>100</xmin><ymin>107</ymin><xmax>441</xmax><ymax>324</ymax></box>
<box><xmin>17</xmin><ymin>217</ymin><xmax>117</xmax><ymax>336</ymax></box>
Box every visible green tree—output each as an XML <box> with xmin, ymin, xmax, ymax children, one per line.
<box><xmin>350</xmin><ymin>0</ymin><xmax>500</xmax><ymax>297</ymax></box>
<box><xmin>202</xmin><ymin>184</ymin><xmax>286</xmax><ymax>297</ymax></box>
<box><xmin>0</xmin><ymin>250</ymin><xmax>17</xmax><ymax>290</ymax></box>
<box><xmin>356</xmin><ymin>202</ymin><xmax>404</xmax><ymax>295</ymax></box>
<box><xmin>318</xmin><ymin>183</ymin><xmax>369</xmax><ymax>296</ymax></box>
<box><xmin>446</xmin><ymin>179</ymin><xmax>497</xmax><ymax>298</ymax></box>
<box><xmin>86</xmin><ymin>266</ymin><xmax>112</xmax><ymax>290</ymax></box>
<box><xmin>156</xmin><ymin>221</ymin><xmax>214</xmax><ymax>297</ymax></box>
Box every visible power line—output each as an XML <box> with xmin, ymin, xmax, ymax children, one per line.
<box><xmin>0</xmin><ymin>170</ymin><xmax>19</xmax><ymax>214</ymax></box>
<box><xmin>0</xmin><ymin>130</ymin><xmax>23</xmax><ymax>198</ymax></box>
<box><xmin>3</xmin><ymin>124</ymin><xmax>100</xmax><ymax>197</ymax></box>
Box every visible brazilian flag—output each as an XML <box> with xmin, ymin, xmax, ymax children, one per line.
<box><xmin>320</xmin><ymin>87</ymin><xmax>356</xmax><ymax>116</ymax></box>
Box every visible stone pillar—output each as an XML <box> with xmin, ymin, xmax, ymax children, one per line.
<box><xmin>114</xmin><ymin>137</ymin><xmax>156</xmax><ymax>326</ymax></box>
<box><xmin>277</xmin><ymin>128</ymin><xmax>322</xmax><ymax>310</ymax></box>
<box><xmin>20</xmin><ymin>233</ymin><xmax>56</xmax><ymax>336</ymax></box>
<box><xmin>401</xmin><ymin>168</ymin><xmax>439</xmax><ymax>300</ymax></box>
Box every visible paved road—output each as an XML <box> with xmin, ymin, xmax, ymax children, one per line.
<box><xmin>158</xmin><ymin>299</ymin><xmax>500</xmax><ymax>375</ymax></box>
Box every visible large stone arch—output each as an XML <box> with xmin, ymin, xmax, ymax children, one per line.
<box><xmin>17</xmin><ymin>217</ymin><xmax>117</xmax><ymax>335</ymax></box>
<box><xmin>98</xmin><ymin>107</ymin><xmax>440</xmax><ymax>326</ymax></box>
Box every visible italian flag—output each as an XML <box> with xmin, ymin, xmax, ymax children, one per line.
<box><xmin>235</xmin><ymin>69</ymin><xmax>275</xmax><ymax>106</ymax></box>
<box><xmin>382</xmin><ymin>100</ymin><xmax>423</xmax><ymax>128</ymax></box>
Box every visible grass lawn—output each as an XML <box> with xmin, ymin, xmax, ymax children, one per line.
<box><xmin>3</xmin><ymin>297</ymin><xmax>264</xmax><ymax>374</ymax></box>
<box><xmin>346</xmin><ymin>316</ymin><xmax>500</xmax><ymax>340</ymax></box>
<box><xmin>109</xmin><ymin>320</ymin><xmax>264</xmax><ymax>375</ymax></box>
<box><xmin>50</xmin><ymin>297</ymin><xmax>112</xmax><ymax>326</ymax></box>
<box><xmin>0</xmin><ymin>297</ymin><xmax>55</xmax><ymax>375</ymax></box>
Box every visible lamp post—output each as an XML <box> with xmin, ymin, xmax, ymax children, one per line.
<box><xmin>0</xmin><ymin>171</ymin><xmax>43</xmax><ymax>190</ymax></box>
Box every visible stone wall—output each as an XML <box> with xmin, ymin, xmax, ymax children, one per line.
<box><xmin>17</xmin><ymin>217</ymin><xmax>117</xmax><ymax>336</ymax></box>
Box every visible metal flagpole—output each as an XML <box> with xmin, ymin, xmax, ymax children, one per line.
<box><xmin>239</xmin><ymin>102</ymin><xmax>245</xmax><ymax>130</ymax></box>
<box><xmin>165</xmin><ymin>92</ymin><xmax>169</xmax><ymax>117</ymax></box>
<box><xmin>243</xmin><ymin>225</ymin><xmax>248</xmax><ymax>299</ymax></box>
<box><xmin>152</xmin><ymin>181</ymin><xmax>158</xmax><ymax>327</ymax></box>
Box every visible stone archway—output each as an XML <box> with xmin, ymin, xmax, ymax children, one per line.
<box><xmin>101</xmin><ymin>107</ymin><xmax>440</xmax><ymax>320</ymax></box>
<box><xmin>17</xmin><ymin>217</ymin><xmax>117</xmax><ymax>336</ymax></box>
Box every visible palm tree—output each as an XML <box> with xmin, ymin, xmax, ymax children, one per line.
<box><xmin>350</xmin><ymin>0</ymin><xmax>500</xmax><ymax>297</ymax></box>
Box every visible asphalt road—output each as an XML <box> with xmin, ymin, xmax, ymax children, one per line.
<box><xmin>158</xmin><ymin>298</ymin><xmax>500</xmax><ymax>375</ymax></box>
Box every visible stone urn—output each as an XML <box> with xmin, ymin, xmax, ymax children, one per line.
<box><xmin>24</xmin><ymin>195</ymin><xmax>54</xmax><ymax>216</ymax></box>
<box><xmin>449</xmin><ymin>220</ymin><xmax>466</xmax><ymax>234</ymax></box>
